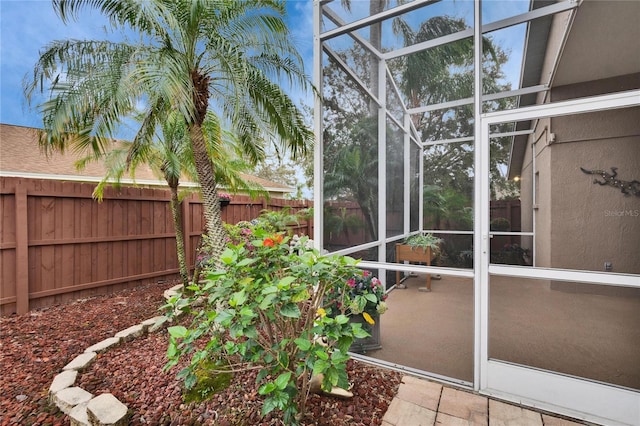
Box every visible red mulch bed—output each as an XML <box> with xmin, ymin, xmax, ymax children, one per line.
<box><xmin>0</xmin><ymin>281</ymin><xmax>402</xmax><ymax>425</ymax></box>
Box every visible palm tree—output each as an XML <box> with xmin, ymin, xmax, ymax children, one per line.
<box><xmin>339</xmin><ymin>0</ymin><xmax>390</xmax><ymax>114</ymax></box>
<box><xmin>84</xmin><ymin>111</ymin><xmax>263</xmax><ymax>287</ymax></box>
<box><xmin>24</xmin><ymin>0</ymin><xmax>313</xmax><ymax>267</ymax></box>
<box><xmin>324</xmin><ymin>117</ymin><xmax>379</xmax><ymax>241</ymax></box>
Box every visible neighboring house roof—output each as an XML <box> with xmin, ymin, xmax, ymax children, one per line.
<box><xmin>0</xmin><ymin>123</ymin><xmax>292</xmax><ymax>196</ymax></box>
<box><xmin>508</xmin><ymin>0</ymin><xmax>640</xmax><ymax>179</ymax></box>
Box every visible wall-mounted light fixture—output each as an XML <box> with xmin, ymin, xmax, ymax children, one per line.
<box><xmin>548</xmin><ymin>133</ymin><xmax>556</xmax><ymax>144</ymax></box>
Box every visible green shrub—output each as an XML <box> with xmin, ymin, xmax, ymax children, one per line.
<box><xmin>164</xmin><ymin>221</ymin><xmax>372</xmax><ymax>424</ymax></box>
<box><xmin>490</xmin><ymin>217</ymin><xmax>511</xmax><ymax>231</ymax></box>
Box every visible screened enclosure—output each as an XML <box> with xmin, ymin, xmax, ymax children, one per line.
<box><xmin>313</xmin><ymin>1</ymin><xmax>640</xmax><ymax>425</ymax></box>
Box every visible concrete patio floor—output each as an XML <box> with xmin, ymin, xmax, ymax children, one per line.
<box><xmin>364</xmin><ymin>273</ymin><xmax>640</xmax><ymax>425</ymax></box>
<box><xmin>366</xmin><ymin>274</ymin><xmax>640</xmax><ymax>388</ymax></box>
<box><xmin>382</xmin><ymin>375</ymin><xmax>588</xmax><ymax>426</ymax></box>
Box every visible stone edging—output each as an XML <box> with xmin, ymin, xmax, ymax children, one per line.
<box><xmin>48</xmin><ymin>315</ymin><xmax>167</xmax><ymax>426</ymax></box>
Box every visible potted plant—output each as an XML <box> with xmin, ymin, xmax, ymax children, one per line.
<box><xmin>395</xmin><ymin>233</ymin><xmax>443</xmax><ymax>290</ymax></box>
<box><xmin>404</xmin><ymin>233</ymin><xmax>442</xmax><ymax>254</ymax></box>
<box><xmin>325</xmin><ymin>270</ymin><xmax>388</xmax><ymax>353</ymax></box>
<box><xmin>218</xmin><ymin>192</ymin><xmax>231</xmax><ymax>207</ymax></box>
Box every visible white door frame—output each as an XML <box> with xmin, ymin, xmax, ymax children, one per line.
<box><xmin>476</xmin><ymin>89</ymin><xmax>640</xmax><ymax>426</ymax></box>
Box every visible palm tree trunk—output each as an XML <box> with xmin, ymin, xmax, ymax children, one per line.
<box><xmin>187</xmin><ymin>70</ymin><xmax>227</xmax><ymax>269</ymax></box>
<box><xmin>169</xmin><ymin>184</ymin><xmax>190</xmax><ymax>287</ymax></box>
<box><xmin>189</xmin><ymin>123</ymin><xmax>226</xmax><ymax>269</ymax></box>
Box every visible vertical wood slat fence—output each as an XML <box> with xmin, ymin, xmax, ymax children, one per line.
<box><xmin>0</xmin><ymin>177</ymin><xmax>313</xmax><ymax>316</ymax></box>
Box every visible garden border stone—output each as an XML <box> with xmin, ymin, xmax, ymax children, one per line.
<box><xmin>49</xmin><ymin>370</ymin><xmax>78</xmax><ymax>397</ymax></box>
<box><xmin>48</xmin><ymin>314</ymin><xmax>169</xmax><ymax>425</ymax></box>
<box><xmin>63</xmin><ymin>352</ymin><xmax>97</xmax><ymax>372</ymax></box>
<box><xmin>84</xmin><ymin>337</ymin><xmax>121</xmax><ymax>354</ymax></box>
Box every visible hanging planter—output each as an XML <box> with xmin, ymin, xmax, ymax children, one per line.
<box><xmin>219</xmin><ymin>193</ymin><xmax>231</xmax><ymax>208</ymax></box>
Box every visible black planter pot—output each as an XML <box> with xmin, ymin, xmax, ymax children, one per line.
<box><xmin>349</xmin><ymin>313</ymin><xmax>382</xmax><ymax>353</ymax></box>
<box><xmin>219</xmin><ymin>199</ymin><xmax>230</xmax><ymax>208</ymax></box>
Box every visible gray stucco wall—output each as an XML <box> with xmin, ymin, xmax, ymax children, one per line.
<box><xmin>520</xmin><ymin>74</ymin><xmax>640</xmax><ymax>274</ymax></box>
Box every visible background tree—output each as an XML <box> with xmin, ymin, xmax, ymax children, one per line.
<box><xmin>321</xmin><ymin>11</ymin><xmax>517</xmax><ymax>246</ymax></box>
<box><xmin>392</xmin><ymin>15</ymin><xmax>517</xmax><ymax>200</ymax></box>
<box><xmin>324</xmin><ymin>116</ymin><xmax>379</xmax><ymax>241</ymax></box>
<box><xmin>253</xmin><ymin>156</ymin><xmax>299</xmax><ymax>189</ymax></box>
<box><xmin>25</xmin><ymin>0</ymin><xmax>313</xmax><ymax>267</ymax></box>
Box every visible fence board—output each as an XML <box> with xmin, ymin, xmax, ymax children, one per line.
<box><xmin>14</xmin><ymin>180</ymin><xmax>29</xmax><ymax>314</ymax></box>
<box><xmin>0</xmin><ymin>177</ymin><xmax>313</xmax><ymax>315</ymax></box>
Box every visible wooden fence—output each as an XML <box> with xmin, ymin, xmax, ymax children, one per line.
<box><xmin>489</xmin><ymin>199</ymin><xmax>522</xmax><ymax>251</ymax></box>
<box><xmin>0</xmin><ymin>177</ymin><xmax>312</xmax><ymax>315</ymax></box>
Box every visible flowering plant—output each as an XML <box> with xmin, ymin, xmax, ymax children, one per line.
<box><xmin>326</xmin><ymin>270</ymin><xmax>388</xmax><ymax>326</ymax></box>
<box><xmin>218</xmin><ymin>192</ymin><xmax>231</xmax><ymax>201</ymax></box>
<box><xmin>224</xmin><ymin>221</ymin><xmax>255</xmax><ymax>249</ymax></box>
<box><xmin>166</xmin><ymin>215</ymin><xmax>369</xmax><ymax>424</ymax></box>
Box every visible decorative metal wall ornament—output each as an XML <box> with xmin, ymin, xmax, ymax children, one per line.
<box><xmin>580</xmin><ymin>167</ymin><xmax>640</xmax><ymax>197</ymax></box>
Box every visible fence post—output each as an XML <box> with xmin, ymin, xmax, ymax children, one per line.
<box><xmin>15</xmin><ymin>180</ymin><xmax>29</xmax><ymax>314</ymax></box>
<box><xmin>181</xmin><ymin>195</ymin><xmax>192</xmax><ymax>269</ymax></box>
<box><xmin>305</xmin><ymin>201</ymin><xmax>313</xmax><ymax>236</ymax></box>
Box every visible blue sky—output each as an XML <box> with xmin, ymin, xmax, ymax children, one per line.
<box><xmin>1</xmin><ymin>0</ymin><xmax>527</xmax><ymax>131</ymax></box>
<box><xmin>0</xmin><ymin>0</ymin><xmax>314</xmax><ymax>129</ymax></box>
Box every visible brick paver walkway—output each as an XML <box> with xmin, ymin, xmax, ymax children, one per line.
<box><xmin>382</xmin><ymin>376</ymin><xmax>587</xmax><ymax>426</ymax></box>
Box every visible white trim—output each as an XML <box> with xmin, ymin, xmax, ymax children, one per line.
<box><xmin>327</xmin><ymin>240</ymin><xmax>381</xmax><ymax>257</ymax></box>
<box><xmin>358</xmin><ymin>261</ymin><xmax>475</xmax><ymax>279</ymax></box>
<box><xmin>384</xmin><ymin>28</ymin><xmax>473</xmax><ymax>61</ymax></box>
<box><xmin>489</xmin><ymin>129</ymin><xmax>534</xmax><ymax>139</ymax></box>
<box><xmin>473</xmin><ymin>0</ymin><xmax>486</xmax><ymax>392</ymax></box>
<box><xmin>385</xmin><ymin>112</ymin><xmax>405</xmax><ymax>133</ymax></box>
<box><xmin>313</xmin><ymin>0</ymin><xmax>324</xmax><ymax>248</ymax></box>
<box><xmin>378</xmin><ymin>58</ymin><xmax>387</xmax><ymax>275</ymax></box>
<box><xmin>323</xmin><ymin>46</ymin><xmax>381</xmax><ymax>108</ymax></box>
<box><xmin>483</xmin><ymin>89</ymin><xmax>640</xmax><ymax>124</ymax></box>
<box><xmin>321</xmin><ymin>6</ymin><xmax>383</xmax><ymax>60</ymax></box>
<box><xmin>420</xmin><ymin>229</ymin><xmax>473</xmax><ymax>235</ymax></box>
<box><xmin>481</xmin><ymin>87</ymin><xmax>640</xmax><ymax>422</ymax></box>
<box><xmin>423</xmin><ymin>136</ymin><xmax>474</xmax><ymax>147</ymax></box>
<box><xmin>485</xmin><ymin>361</ymin><xmax>640</xmax><ymax>426</ymax></box>
<box><xmin>382</xmin><ymin>1</ymin><xmax>579</xmax><ymax>61</ymax></box>
<box><xmin>489</xmin><ymin>264</ymin><xmax>640</xmax><ymax>288</ymax></box>
<box><xmin>423</xmin><ymin>128</ymin><xmax>533</xmax><ymax>146</ymax></box>
<box><xmin>320</xmin><ymin>0</ymin><xmax>439</xmax><ymax>42</ymax></box>
<box><xmin>482</xmin><ymin>0</ymin><xmax>579</xmax><ymax>35</ymax></box>
<box><xmin>387</xmin><ymin>67</ymin><xmax>409</xmax><ymax>115</ymax></box>
<box><xmin>408</xmin><ymin>96</ymin><xmax>473</xmax><ymax>115</ymax></box>
<box><xmin>403</xmin><ymin>114</ymin><xmax>411</xmax><ymax>236</ymax></box>
<box><xmin>483</xmin><ymin>85</ymin><xmax>548</xmax><ymax>101</ymax></box>
<box><xmin>410</xmin><ymin>86</ymin><xmax>549</xmax><ymax>117</ymax></box>
<box><xmin>352</xmin><ymin>352</ymin><xmax>473</xmax><ymax>388</ymax></box>
<box><xmin>0</xmin><ymin>171</ymin><xmax>172</xmax><ymax>187</ymax></box>
<box><xmin>531</xmin><ymin>137</ymin><xmax>537</xmax><ymax>266</ymax></box>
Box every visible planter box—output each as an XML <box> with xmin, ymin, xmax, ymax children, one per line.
<box><xmin>395</xmin><ymin>244</ymin><xmax>435</xmax><ymax>290</ymax></box>
<box><xmin>349</xmin><ymin>313</ymin><xmax>381</xmax><ymax>353</ymax></box>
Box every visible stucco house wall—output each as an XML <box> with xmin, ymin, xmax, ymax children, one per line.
<box><xmin>550</xmin><ymin>111</ymin><xmax>639</xmax><ymax>274</ymax></box>
<box><xmin>521</xmin><ymin>74</ymin><xmax>640</xmax><ymax>274</ymax></box>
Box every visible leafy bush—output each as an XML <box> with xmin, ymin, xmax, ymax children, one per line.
<box><xmin>164</xmin><ymin>221</ymin><xmax>372</xmax><ymax>424</ymax></box>
<box><xmin>490</xmin><ymin>217</ymin><xmax>511</xmax><ymax>231</ymax></box>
